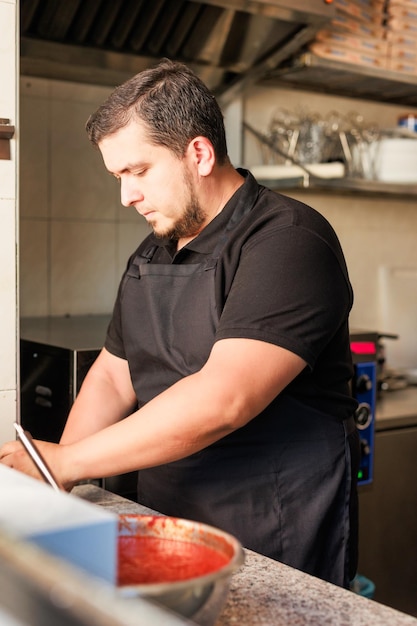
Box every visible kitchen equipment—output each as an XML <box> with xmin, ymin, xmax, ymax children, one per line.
<box><xmin>117</xmin><ymin>514</ymin><xmax>244</xmax><ymax>626</ymax></box>
<box><xmin>13</xmin><ymin>422</ymin><xmax>63</xmax><ymax>492</ymax></box>
<box><xmin>20</xmin><ymin>316</ymin><xmax>109</xmax><ymax>443</ymax></box>
<box><xmin>20</xmin><ymin>0</ymin><xmax>336</xmax><ymax>95</ymax></box>
<box><xmin>20</xmin><ymin>315</ymin><xmax>137</xmax><ymax>500</ymax></box>
<box><xmin>350</xmin><ymin>330</ymin><xmax>378</xmax><ymax>486</ymax></box>
<box><xmin>353</xmin><ymin>360</ymin><xmax>376</xmax><ymax>486</ymax></box>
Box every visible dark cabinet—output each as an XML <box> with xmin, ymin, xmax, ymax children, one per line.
<box><xmin>358</xmin><ymin>418</ymin><xmax>417</xmax><ymax>617</ymax></box>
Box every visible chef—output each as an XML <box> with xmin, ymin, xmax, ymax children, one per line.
<box><xmin>0</xmin><ymin>59</ymin><xmax>359</xmax><ymax>588</ymax></box>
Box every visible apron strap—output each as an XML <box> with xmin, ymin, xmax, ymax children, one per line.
<box><xmin>126</xmin><ymin>245</ymin><xmax>159</xmax><ymax>279</ymax></box>
<box><xmin>139</xmin><ymin>245</ymin><xmax>158</xmax><ymax>263</ymax></box>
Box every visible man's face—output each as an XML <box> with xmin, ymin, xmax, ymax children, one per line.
<box><xmin>99</xmin><ymin>119</ymin><xmax>207</xmax><ymax>240</ymax></box>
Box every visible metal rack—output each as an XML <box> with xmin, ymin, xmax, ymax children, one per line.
<box><xmin>255</xmin><ymin>174</ymin><xmax>417</xmax><ymax>198</ymax></box>
<box><xmin>260</xmin><ymin>53</ymin><xmax>417</xmax><ymax>107</ymax></box>
<box><xmin>244</xmin><ymin>112</ymin><xmax>417</xmax><ymax>198</ymax></box>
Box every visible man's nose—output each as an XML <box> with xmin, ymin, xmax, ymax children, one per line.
<box><xmin>120</xmin><ymin>177</ymin><xmax>143</xmax><ymax>207</ymax></box>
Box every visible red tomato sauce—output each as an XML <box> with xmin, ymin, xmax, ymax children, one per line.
<box><xmin>117</xmin><ymin>536</ymin><xmax>229</xmax><ymax>585</ymax></box>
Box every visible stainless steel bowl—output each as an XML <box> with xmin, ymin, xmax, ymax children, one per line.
<box><xmin>117</xmin><ymin>514</ymin><xmax>244</xmax><ymax>626</ymax></box>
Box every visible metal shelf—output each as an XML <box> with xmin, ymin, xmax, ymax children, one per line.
<box><xmin>244</xmin><ymin>123</ymin><xmax>417</xmax><ymax>198</ymax></box>
<box><xmin>260</xmin><ymin>53</ymin><xmax>417</xmax><ymax>107</ymax></box>
<box><xmin>256</xmin><ymin>175</ymin><xmax>417</xmax><ymax>198</ymax></box>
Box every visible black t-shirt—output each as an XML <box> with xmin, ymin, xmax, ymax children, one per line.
<box><xmin>106</xmin><ymin>170</ymin><xmax>357</xmax><ymax>420</ymax></box>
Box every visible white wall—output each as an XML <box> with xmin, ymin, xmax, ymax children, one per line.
<box><xmin>19</xmin><ymin>77</ymin><xmax>150</xmax><ymax>318</ymax></box>
<box><xmin>19</xmin><ymin>76</ymin><xmax>417</xmax><ymax>371</ymax></box>
<box><xmin>0</xmin><ymin>0</ymin><xmax>18</xmax><ymax>444</ymax></box>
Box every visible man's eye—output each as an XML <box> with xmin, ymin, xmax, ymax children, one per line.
<box><xmin>133</xmin><ymin>168</ymin><xmax>147</xmax><ymax>177</ymax></box>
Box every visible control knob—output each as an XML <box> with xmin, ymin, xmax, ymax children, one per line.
<box><xmin>354</xmin><ymin>402</ymin><xmax>372</xmax><ymax>430</ymax></box>
<box><xmin>356</xmin><ymin>373</ymin><xmax>373</xmax><ymax>394</ymax></box>
<box><xmin>360</xmin><ymin>438</ymin><xmax>371</xmax><ymax>456</ymax></box>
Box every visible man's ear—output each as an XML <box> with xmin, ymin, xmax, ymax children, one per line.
<box><xmin>187</xmin><ymin>136</ymin><xmax>215</xmax><ymax>176</ymax></box>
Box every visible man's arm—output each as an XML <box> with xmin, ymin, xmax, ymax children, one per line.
<box><xmin>0</xmin><ymin>348</ymin><xmax>136</xmax><ymax>487</ymax></box>
<box><xmin>0</xmin><ymin>338</ymin><xmax>306</xmax><ymax>488</ymax></box>
<box><xmin>61</xmin><ymin>337</ymin><xmax>306</xmax><ymax>483</ymax></box>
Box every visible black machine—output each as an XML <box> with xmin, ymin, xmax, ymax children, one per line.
<box><xmin>20</xmin><ymin>315</ymin><xmax>138</xmax><ymax>500</ymax></box>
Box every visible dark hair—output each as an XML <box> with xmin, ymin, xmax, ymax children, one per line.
<box><xmin>86</xmin><ymin>59</ymin><xmax>229</xmax><ymax>165</ymax></box>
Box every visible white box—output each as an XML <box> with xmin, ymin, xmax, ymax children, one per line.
<box><xmin>0</xmin><ymin>465</ymin><xmax>118</xmax><ymax>584</ymax></box>
<box><xmin>374</xmin><ymin>137</ymin><xmax>417</xmax><ymax>182</ymax></box>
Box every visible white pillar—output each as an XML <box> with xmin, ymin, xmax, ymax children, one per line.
<box><xmin>0</xmin><ymin>0</ymin><xmax>19</xmax><ymax>443</ymax></box>
<box><xmin>223</xmin><ymin>97</ymin><xmax>244</xmax><ymax>168</ymax></box>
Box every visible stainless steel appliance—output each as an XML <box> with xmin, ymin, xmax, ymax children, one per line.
<box><xmin>20</xmin><ymin>0</ymin><xmax>335</xmax><ymax>98</ymax></box>
<box><xmin>20</xmin><ymin>316</ymin><xmax>109</xmax><ymax>442</ymax></box>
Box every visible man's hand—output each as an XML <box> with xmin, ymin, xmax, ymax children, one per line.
<box><xmin>0</xmin><ymin>439</ymin><xmax>74</xmax><ymax>491</ymax></box>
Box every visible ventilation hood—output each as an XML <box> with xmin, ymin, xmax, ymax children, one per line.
<box><xmin>20</xmin><ymin>0</ymin><xmax>335</xmax><ymax>103</ymax></box>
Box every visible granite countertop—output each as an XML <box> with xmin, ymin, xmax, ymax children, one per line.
<box><xmin>74</xmin><ymin>484</ymin><xmax>417</xmax><ymax>626</ymax></box>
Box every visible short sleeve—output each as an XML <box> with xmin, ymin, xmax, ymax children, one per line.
<box><xmin>215</xmin><ymin>223</ymin><xmax>353</xmax><ymax>369</ymax></box>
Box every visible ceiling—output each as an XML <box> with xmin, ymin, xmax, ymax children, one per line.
<box><xmin>20</xmin><ymin>0</ymin><xmax>334</xmax><ymax>103</ymax></box>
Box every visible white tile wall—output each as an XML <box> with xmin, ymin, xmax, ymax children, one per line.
<box><xmin>0</xmin><ymin>391</ymin><xmax>17</xmax><ymax>443</ymax></box>
<box><xmin>19</xmin><ymin>219</ymin><xmax>48</xmax><ymax>316</ymax></box>
<box><xmin>19</xmin><ymin>81</ymin><xmax>49</xmax><ymax>219</ymax></box>
<box><xmin>0</xmin><ymin>0</ymin><xmax>18</xmax><ymax>442</ymax></box>
<box><xmin>0</xmin><ymin>1</ymin><xmax>16</xmax><ymax>121</ymax></box>
<box><xmin>378</xmin><ymin>266</ymin><xmax>417</xmax><ymax>368</ymax></box>
<box><xmin>0</xmin><ymin>198</ymin><xmax>18</xmax><ymax>389</ymax></box>
<box><xmin>50</xmin><ymin>220</ymin><xmax>117</xmax><ymax>315</ymax></box>
<box><xmin>19</xmin><ymin>76</ymin><xmax>151</xmax><ymax>319</ymax></box>
<box><xmin>49</xmin><ymin>98</ymin><xmax>117</xmax><ymax>221</ymax></box>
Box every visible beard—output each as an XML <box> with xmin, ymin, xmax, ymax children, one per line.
<box><xmin>150</xmin><ymin>167</ymin><xmax>207</xmax><ymax>241</ymax></box>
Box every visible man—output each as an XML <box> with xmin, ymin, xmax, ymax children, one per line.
<box><xmin>1</xmin><ymin>59</ymin><xmax>359</xmax><ymax>588</ymax></box>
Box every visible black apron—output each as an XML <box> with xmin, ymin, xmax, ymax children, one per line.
<box><xmin>119</xmin><ymin>179</ymin><xmax>358</xmax><ymax>588</ymax></box>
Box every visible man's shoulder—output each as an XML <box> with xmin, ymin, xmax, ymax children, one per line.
<box><xmin>247</xmin><ymin>182</ymin><xmax>329</xmax><ymax>233</ymax></box>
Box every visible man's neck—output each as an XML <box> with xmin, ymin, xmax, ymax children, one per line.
<box><xmin>177</xmin><ymin>167</ymin><xmax>245</xmax><ymax>250</ymax></box>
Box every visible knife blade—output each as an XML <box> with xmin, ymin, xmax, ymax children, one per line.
<box><xmin>13</xmin><ymin>422</ymin><xmax>64</xmax><ymax>492</ymax></box>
